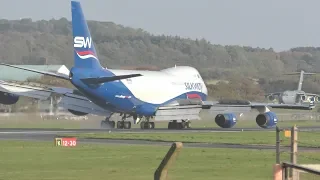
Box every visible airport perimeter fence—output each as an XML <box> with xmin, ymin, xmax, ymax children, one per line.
<box><xmin>274</xmin><ymin>126</ymin><xmax>320</xmax><ymax>180</ymax></box>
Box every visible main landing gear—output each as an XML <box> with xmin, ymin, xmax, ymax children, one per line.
<box><xmin>138</xmin><ymin>118</ymin><xmax>191</xmax><ymax>130</ymax></box>
<box><xmin>100</xmin><ymin>115</ymin><xmax>115</xmax><ymax>129</ymax></box>
<box><xmin>138</xmin><ymin>116</ymin><xmax>155</xmax><ymax>129</ymax></box>
<box><xmin>168</xmin><ymin>120</ymin><xmax>191</xmax><ymax>129</ymax></box>
<box><xmin>100</xmin><ymin>114</ymin><xmax>192</xmax><ymax>130</ymax></box>
<box><xmin>100</xmin><ymin>113</ymin><xmax>132</xmax><ymax>129</ymax></box>
<box><xmin>140</xmin><ymin>122</ymin><xmax>155</xmax><ymax>129</ymax></box>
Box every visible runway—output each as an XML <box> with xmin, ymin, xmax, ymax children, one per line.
<box><xmin>0</xmin><ymin>127</ymin><xmax>319</xmax><ymax>151</ymax></box>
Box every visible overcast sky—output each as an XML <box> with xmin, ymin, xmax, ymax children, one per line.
<box><xmin>0</xmin><ymin>0</ymin><xmax>319</xmax><ymax>51</ymax></box>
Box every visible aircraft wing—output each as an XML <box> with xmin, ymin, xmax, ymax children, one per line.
<box><xmin>203</xmin><ymin>99</ymin><xmax>314</xmax><ymax>110</ymax></box>
<box><xmin>0</xmin><ymin>80</ymin><xmax>112</xmax><ymax>116</ymax></box>
<box><xmin>265</xmin><ymin>92</ymin><xmax>282</xmax><ymax>97</ymax></box>
<box><xmin>153</xmin><ymin>99</ymin><xmax>313</xmax><ymax>121</ymax></box>
<box><xmin>306</xmin><ymin>93</ymin><xmax>320</xmax><ymax>97</ymax></box>
<box><xmin>266</xmin><ymin>92</ymin><xmax>282</xmax><ymax>95</ymax></box>
<box><xmin>305</xmin><ymin>93</ymin><xmax>320</xmax><ymax>103</ymax></box>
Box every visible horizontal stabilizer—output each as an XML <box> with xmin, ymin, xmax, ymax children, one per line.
<box><xmin>283</xmin><ymin>72</ymin><xmax>317</xmax><ymax>75</ymax></box>
<box><xmin>80</xmin><ymin>74</ymin><xmax>142</xmax><ymax>84</ymax></box>
<box><xmin>0</xmin><ymin>63</ymin><xmax>69</xmax><ymax>80</ymax></box>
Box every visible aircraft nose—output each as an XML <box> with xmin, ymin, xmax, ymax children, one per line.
<box><xmin>203</xmin><ymin>83</ymin><xmax>208</xmax><ymax>95</ymax></box>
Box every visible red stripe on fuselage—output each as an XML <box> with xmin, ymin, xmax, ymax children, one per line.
<box><xmin>187</xmin><ymin>93</ymin><xmax>201</xmax><ymax>99</ymax></box>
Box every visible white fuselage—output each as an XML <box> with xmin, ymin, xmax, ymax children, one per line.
<box><xmin>107</xmin><ymin>66</ymin><xmax>208</xmax><ymax>105</ymax></box>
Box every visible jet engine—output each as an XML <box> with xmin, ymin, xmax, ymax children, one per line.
<box><xmin>215</xmin><ymin>113</ymin><xmax>237</xmax><ymax>128</ymax></box>
<box><xmin>300</xmin><ymin>95</ymin><xmax>306</xmax><ymax>101</ymax></box>
<box><xmin>68</xmin><ymin>109</ymin><xmax>88</xmax><ymax>116</ymax></box>
<box><xmin>309</xmin><ymin>96</ymin><xmax>315</xmax><ymax>102</ymax></box>
<box><xmin>316</xmin><ymin>96</ymin><xmax>320</xmax><ymax>102</ymax></box>
<box><xmin>268</xmin><ymin>95</ymin><xmax>275</xmax><ymax>101</ymax></box>
<box><xmin>255</xmin><ymin>112</ymin><xmax>277</xmax><ymax>129</ymax></box>
<box><xmin>0</xmin><ymin>92</ymin><xmax>19</xmax><ymax>105</ymax></box>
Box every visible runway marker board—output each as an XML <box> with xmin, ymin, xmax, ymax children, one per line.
<box><xmin>55</xmin><ymin>137</ymin><xmax>77</xmax><ymax>147</ymax></box>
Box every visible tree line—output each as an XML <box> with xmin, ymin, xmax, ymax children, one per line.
<box><xmin>0</xmin><ymin>18</ymin><xmax>320</xmax><ymax>101</ymax></box>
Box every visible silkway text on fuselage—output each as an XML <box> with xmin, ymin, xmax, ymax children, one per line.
<box><xmin>184</xmin><ymin>82</ymin><xmax>202</xmax><ymax>91</ymax></box>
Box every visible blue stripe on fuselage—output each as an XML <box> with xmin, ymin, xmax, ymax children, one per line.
<box><xmin>70</xmin><ymin>67</ymin><xmax>207</xmax><ymax>116</ymax></box>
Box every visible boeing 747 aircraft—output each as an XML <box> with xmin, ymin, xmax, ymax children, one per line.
<box><xmin>0</xmin><ymin>1</ymin><xmax>314</xmax><ymax>130</ymax></box>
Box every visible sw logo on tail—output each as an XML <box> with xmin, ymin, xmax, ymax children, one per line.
<box><xmin>74</xmin><ymin>36</ymin><xmax>97</xmax><ymax>60</ymax></box>
<box><xmin>74</xmin><ymin>36</ymin><xmax>92</xmax><ymax>48</ymax></box>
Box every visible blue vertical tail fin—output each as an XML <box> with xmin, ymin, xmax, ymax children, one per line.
<box><xmin>71</xmin><ymin>1</ymin><xmax>103</xmax><ymax>69</ymax></box>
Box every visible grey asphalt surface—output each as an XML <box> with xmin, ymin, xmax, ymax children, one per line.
<box><xmin>0</xmin><ymin>127</ymin><xmax>319</xmax><ymax>151</ymax></box>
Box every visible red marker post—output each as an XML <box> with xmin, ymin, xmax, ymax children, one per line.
<box><xmin>55</xmin><ymin>137</ymin><xmax>77</xmax><ymax>147</ymax></box>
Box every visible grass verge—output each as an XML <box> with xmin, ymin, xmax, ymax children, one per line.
<box><xmin>63</xmin><ymin>131</ymin><xmax>320</xmax><ymax>148</ymax></box>
<box><xmin>0</xmin><ymin>140</ymin><xmax>319</xmax><ymax>180</ymax></box>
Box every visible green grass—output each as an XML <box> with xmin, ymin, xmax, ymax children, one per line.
<box><xmin>0</xmin><ymin>120</ymin><xmax>82</xmax><ymax>129</ymax></box>
<box><xmin>0</xmin><ymin>115</ymin><xmax>99</xmax><ymax>129</ymax></box>
<box><xmin>0</xmin><ymin>140</ymin><xmax>319</xmax><ymax>180</ymax></box>
<box><xmin>63</xmin><ymin>131</ymin><xmax>320</xmax><ymax>148</ymax></box>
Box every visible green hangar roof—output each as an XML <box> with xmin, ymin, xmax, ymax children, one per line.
<box><xmin>0</xmin><ymin>65</ymin><xmax>70</xmax><ymax>81</ymax></box>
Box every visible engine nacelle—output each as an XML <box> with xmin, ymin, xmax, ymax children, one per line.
<box><xmin>309</xmin><ymin>96</ymin><xmax>315</xmax><ymax>102</ymax></box>
<box><xmin>301</xmin><ymin>95</ymin><xmax>306</xmax><ymax>101</ymax></box>
<box><xmin>268</xmin><ymin>95</ymin><xmax>275</xmax><ymax>101</ymax></box>
<box><xmin>256</xmin><ymin>112</ymin><xmax>278</xmax><ymax>129</ymax></box>
<box><xmin>68</xmin><ymin>109</ymin><xmax>88</xmax><ymax>116</ymax></box>
<box><xmin>215</xmin><ymin>113</ymin><xmax>237</xmax><ymax>128</ymax></box>
<box><xmin>0</xmin><ymin>92</ymin><xmax>19</xmax><ymax>105</ymax></box>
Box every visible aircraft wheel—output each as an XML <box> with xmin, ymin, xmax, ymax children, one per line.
<box><xmin>140</xmin><ymin>122</ymin><xmax>153</xmax><ymax>129</ymax></box>
<box><xmin>186</xmin><ymin>121</ymin><xmax>191</xmax><ymax>128</ymax></box>
<box><xmin>176</xmin><ymin>122</ymin><xmax>183</xmax><ymax>129</ymax></box>
<box><xmin>117</xmin><ymin>121</ymin><xmax>124</xmax><ymax>129</ymax></box>
<box><xmin>140</xmin><ymin>122</ymin><xmax>145</xmax><ymax>129</ymax></box>
<box><xmin>110</xmin><ymin>121</ymin><xmax>115</xmax><ymax>128</ymax></box>
<box><xmin>100</xmin><ymin>121</ymin><xmax>108</xmax><ymax>128</ymax></box>
<box><xmin>168</xmin><ymin>122</ymin><xmax>172</xmax><ymax>129</ymax></box>
<box><xmin>100</xmin><ymin>120</ymin><xmax>115</xmax><ymax>129</ymax></box>
<box><xmin>149</xmin><ymin>122</ymin><xmax>155</xmax><ymax>129</ymax></box>
<box><xmin>168</xmin><ymin>121</ymin><xmax>178</xmax><ymax>129</ymax></box>
<box><xmin>147</xmin><ymin>122</ymin><xmax>153</xmax><ymax>129</ymax></box>
<box><xmin>123</xmin><ymin>121</ymin><xmax>131</xmax><ymax>129</ymax></box>
<box><xmin>144</xmin><ymin>122</ymin><xmax>150</xmax><ymax>129</ymax></box>
<box><xmin>181</xmin><ymin>121</ymin><xmax>186</xmax><ymax>129</ymax></box>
